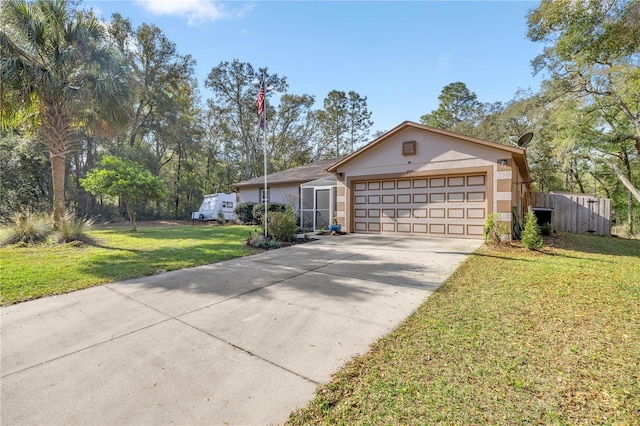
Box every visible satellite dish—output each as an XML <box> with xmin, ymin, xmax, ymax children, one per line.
<box><xmin>517</xmin><ymin>132</ymin><xmax>533</xmax><ymax>148</ymax></box>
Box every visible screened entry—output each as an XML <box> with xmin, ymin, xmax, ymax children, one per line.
<box><xmin>300</xmin><ymin>176</ymin><xmax>337</xmax><ymax>231</ymax></box>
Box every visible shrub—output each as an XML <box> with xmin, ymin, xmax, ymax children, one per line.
<box><xmin>521</xmin><ymin>210</ymin><xmax>543</xmax><ymax>250</ymax></box>
<box><xmin>0</xmin><ymin>209</ymin><xmax>54</xmax><ymax>246</ymax></box>
<box><xmin>55</xmin><ymin>210</ymin><xmax>95</xmax><ymax>244</ymax></box>
<box><xmin>216</xmin><ymin>209</ymin><xmax>225</xmax><ymax>225</ymax></box>
<box><xmin>252</xmin><ymin>202</ymin><xmax>286</xmax><ymax>225</ymax></box>
<box><xmin>268</xmin><ymin>210</ymin><xmax>298</xmax><ymax>242</ymax></box>
<box><xmin>484</xmin><ymin>213</ymin><xmax>510</xmax><ymax>244</ymax></box>
<box><xmin>234</xmin><ymin>202</ymin><xmax>256</xmax><ymax>224</ymax></box>
<box><xmin>246</xmin><ymin>231</ymin><xmax>282</xmax><ymax>249</ymax></box>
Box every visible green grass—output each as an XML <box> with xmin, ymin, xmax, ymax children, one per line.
<box><xmin>287</xmin><ymin>233</ymin><xmax>640</xmax><ymax>425</ymax></box>
<box><xmin>0</xmin><ymin>224</ymin><xmax>257</xmax><ymax>305</ymax></box>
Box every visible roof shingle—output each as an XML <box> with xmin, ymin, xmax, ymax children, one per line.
<box><xmin>232</xmin><ymin>158</ymin><xmax>341</xmax><ymax>187</ymax></box>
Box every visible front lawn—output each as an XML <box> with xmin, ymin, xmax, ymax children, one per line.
<box><xmin>287</xmin><ymin>233</ymin><xmax>640</xmax><ymax>424</ymax></box>
<box><xmin>0</xmin><ymin>224</ymin><xmax>257</xmax><ymax>305</ymax></box>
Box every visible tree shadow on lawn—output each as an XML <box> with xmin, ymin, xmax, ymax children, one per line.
<box><xmin>545</xmin><ymin>233</ymin><xmax>640</xmax><ymax>258</ymax></box>
<box><xmin>118</xmin><ymin>225</ymin><xmax>253</xmax><ymax>241</ymax></box>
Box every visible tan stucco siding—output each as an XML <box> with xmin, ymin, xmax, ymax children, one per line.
<box><xmin>334</xmin><ymin>128</ymin><xmax>512</xmax><ymax>178</ymax></box>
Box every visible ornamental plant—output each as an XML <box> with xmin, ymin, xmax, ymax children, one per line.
<box><xmin>521</xmin><ymin>210</ymin><xmax>543</xmax><ymax>250</ymax></box>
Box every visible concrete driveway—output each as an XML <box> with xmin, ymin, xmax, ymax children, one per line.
<box><xmin>1</xmin><ymin>234</ymin><xmax>481</xmax><ymax>425</ymax></box>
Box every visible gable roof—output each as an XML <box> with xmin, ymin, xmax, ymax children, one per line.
<box><xmin>327</xmin><ymin>121</ymin><xmax>530</xmax><ymax>180</ymax></box>
<box><xmin>232</xmin><ymin>158</ymin><xmax>342</xmax><ymax>188</ymax></box>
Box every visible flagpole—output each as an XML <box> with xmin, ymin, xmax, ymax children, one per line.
<box><xmin>262</xmin><ymin>74</ymin><xmax>268</xmax><ymax>238</ymax></box>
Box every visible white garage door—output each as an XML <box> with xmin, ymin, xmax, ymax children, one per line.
<box><xmin>353</xmin><ymin>174</ymin><xmax>488</xmax><ymax>238</ymax></box>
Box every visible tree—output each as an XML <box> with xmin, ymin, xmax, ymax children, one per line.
<box><xmin>317</xmin><ymin>90</ymin><xmax>348</xmax><ymax>158</ymax></box>
<box><xmin>80</xmin><ymin>156</ymin><xmax>167</xmax><ymax>231</ymax></box>
<box><xmin>205</xmin><ymin>59</ymin><xmax>287</xmax><ymax>179</ymax></box>
<box><xmin>521</xmin><ymin>209</ymin><xmax>543</xmax><ymax>250</ymax></box>
<box><xmin>317</xmin><ymin>90</ymin><xmax>373</xmax><ymax>158</ymax></box>
<box><xmin>268</xmin><ymin>93</ymin><xmax>319</xmax><ymax>171</ymax></box>
<box><xmin>346</xmin><ymin>91</ymin><xmax>373</xmax><ymax>153</ymax></box>
<box><xmin>0</xmin><ymin>134</ymin><xmax>51</xmax><ymax>218</ymax></box>
<box><xmin>527</xmin><ymin>0</ymin><xmax>640</xmax><ymax>203</ymax></box>
<box><xmin>421</xmin><ymin>82</ymin><xmax>481</xmax><ymax>132</ymax></box>
<box><xmin>0</xmin><ymin>0</ymin><xmax>129</xmax><ymax>224</ymax></box>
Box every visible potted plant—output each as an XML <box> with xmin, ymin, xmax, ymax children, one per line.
<box><xmin>328</xmin><ymin>215</ymin><xmax>341</xmax><ymax>233</ymax></box>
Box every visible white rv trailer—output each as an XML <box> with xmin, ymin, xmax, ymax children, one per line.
<box><xmin>191</xmin><ymin>193</ymin><xmax>237</xmax><ymax>221</ymax></box>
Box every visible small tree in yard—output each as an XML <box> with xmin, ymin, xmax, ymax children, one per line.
<box><xmin>521</xmin><ymin>209</ymin><xmax>543</xmax><ymax>250</ymax></box>
<box><xmin>81</xmin><ymin>156</ymin><xmax>167</xmax><ymax>231</ymax></box>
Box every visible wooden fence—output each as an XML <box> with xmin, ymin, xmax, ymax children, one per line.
<box><xmin>530</xmin><ymin>192</ymin><xmax>611</xmax><ymax>236</ymax></box>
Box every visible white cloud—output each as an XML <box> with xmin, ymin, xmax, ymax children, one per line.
<box><xmin>135</xmin><ymin>0</ymin><xmax>250</xmax><ymax>26</ymax></box>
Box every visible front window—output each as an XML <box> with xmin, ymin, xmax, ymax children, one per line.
<box><xmin>261</xmin><ymin>189</ymin><xmax>270</xmax><ymax>203</ymax></box>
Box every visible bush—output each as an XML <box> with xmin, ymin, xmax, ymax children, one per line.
<box><xmin>252</xmin><ymin>202</ymin><xmax>286</xmax><ymax>225</ymax></box>
<box><xmin>235</xmin><ymin>202</ymin><xmax>256</xmax><ymax>224</ymax></box>
<box><xmin>55</xmin><ymin>210</ymin><xmax>95</xmax><ymax>244</ymax></box>
<box><xmin>484</xmin><ymin>213</ymin><xmax>510</xmax><ymax>244</ymax></box>
<box><xmin>216</xmin><ymin>209</ymin><xmax>225</xmax><ymax>225</ymax></box>
<box><xmin>521</xmin><ymin>210</ymin><xmax>543</xmax><ymax>250</ymax></box>
<box><xmin>246</xmin><ymin>231</ymin><xmax>282</xmax><ymax>249</ymax></box>
<box><xmin>268</xmin><ymin>209</ymin><xmax>298</xmax><ymax>242</ymax></box>
<box><xmin>0</xmin><ymin>209</ymin><xmax>54</xmax><ymax>246</ymax></box>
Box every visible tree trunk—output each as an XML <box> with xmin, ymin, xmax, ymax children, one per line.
<box><xmin>50</xmin><ymin>153</ymin><xmax>66</xmax><ymax>224</ymax></box>
<box><xmin>628</xmin><ymin>191</ymin><xmax>634</xmax><ymax>235</ymax></box>
<box><xmin>604</xmin><ymin>160</ymin><xmax>640</xmax><ymax>204</ymax></box>
<box><xmin>43</xmin><ymin>101</ymin><xmax>74</xmax><ymax>225</ymax></box>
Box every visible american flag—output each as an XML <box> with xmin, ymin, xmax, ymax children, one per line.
<box><xmin>257</xmin><ymin>81</ymin><xmax>265</xmax><ymax>129</ymax></box>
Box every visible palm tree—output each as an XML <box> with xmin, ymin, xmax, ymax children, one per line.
<box><xmin>0</xmin><ymin>0</ymin><xmax>129</xmax><ymax>224</ymax></box>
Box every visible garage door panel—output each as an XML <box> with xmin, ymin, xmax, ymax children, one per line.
<box><xmin>353</xmin><ymin>174</ymin><xmax>487</xmax><ymax>239</ymax></box>
<box><xmin>397</xmin><ymin>223</ymin><xmax>411</xmax><ymax>232</ymax></box>
<box><xmin>467</xmin><ymin>191</ymin><xmax>485</xmax><ymax>202</ymax></box>
<box><xmin>413</xmin><ymin>179</ymin><xmax>427</xmax><ymax>188</ymax></box>
<box><xmin>413</xmin><ymin>224</ymin><xmax>428</xmax><ymax>233</ymax></box>
<box><xmin>448</xmin><ymin>177</ymin><xmax>465</xmax><ymax>187</ymax></box>
<box><xmin>382</xmin><ymin>209</ymin><xmax>395</xmax><ymax>218</ymax></box>
<box><xmin>447</xmin><ymin>208</ymin><xmax>465</xmax><ymax>219</ymax></box>
<box><xmin>467</xmin><ymin>175</ymin><xmax>485</xmax><ymax>186</ymax></box>
<box><xmin>430</xmin><ymin>178</ymin><xmax>445</xmax><ymax>188</ymax></box>
<box><xmin>413</xmin><ymin>209</ymin><xmax>427</xmax><ymax>218</ymax></box>
<box><xmin>467</xmin><ymin>208</ymin><xmax>485</xmax><ymax>219</ymax></box>
<box><xmin>413</xmin><ymin>194</ymin><xmax>427</xmax><ymax>203</ymax></box>
<box><xmin>430</xmin><ymin>208</ymin><xmax>446</xmax><ymax>218</ymax></box>
<box><xmin>430</xmin><ymin>193</ymin><xmax>446</xmax><ymax>203</ymax></box>
<box><xmin>448</xmin><ymin>192</ymin><xmax>465</xmax><ymax>202</ymax></box>
<box><xmin>382</xmin><ymin>223</ymin><xmax>395</xmax><ymax>232</ymax></box>
<box><xmin>430</xmin><ymin>224</ymin><xmax>446</xmax><ymax>234</ymax></box>
<box><xmin>447</xmin><ymin>224</ymin><xmax>465</xmax><ymax>235</ymax></box>
<box><xmin>467</xmin><ymin>225</ymin><xmax>485</xmax><ymax>235</ymax></box>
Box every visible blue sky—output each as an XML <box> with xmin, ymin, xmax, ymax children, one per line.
<box><xmin>87</xmin><ymin>0</ymin><xmax>545</xmax><ymax>134</ymax></box>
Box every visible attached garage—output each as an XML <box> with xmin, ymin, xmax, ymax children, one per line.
<box><xmin>352</xmin><ymin>174</ymin><xmax>488</xmax><ymax>237</ymax></box>
<box><xmin>328</xmin><ymin>121</ymin><xmax>531</xmax><ymax>240</ymax></box>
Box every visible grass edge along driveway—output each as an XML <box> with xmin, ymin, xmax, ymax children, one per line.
<box><xmin>0</xmin><ymin>224</ymin><xmax>257</xmax><ymax>305</ymax></box>
<box><xmin>287</xmin><ymin>233</ymin><xmax>640</xmax><ymax>425</ymax></box>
